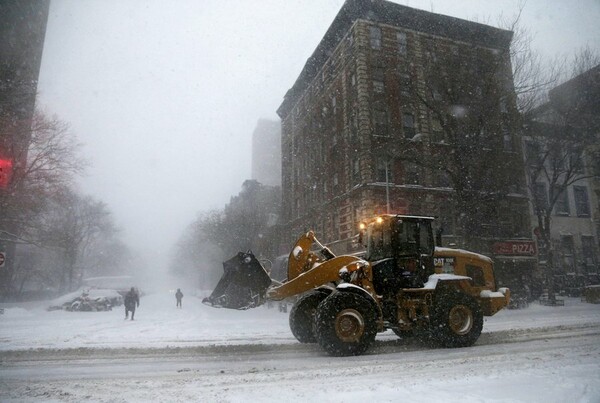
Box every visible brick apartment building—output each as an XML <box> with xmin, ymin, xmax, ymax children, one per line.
<box><xmin>276</xmin><ymin>0</ymin><xmax>538</xmax><ymax>293</ymax></box>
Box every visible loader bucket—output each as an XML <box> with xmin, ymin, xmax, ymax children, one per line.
<box><xmin>202</xmin><ymin>252</ymin><xmax>272</xmax><ymax>310</ymax></box>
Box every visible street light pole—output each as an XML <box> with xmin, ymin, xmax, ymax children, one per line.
<box><xmin>385</xmin><ymin>159</ymin><xmax>390</xmax><ymax>214</ymax></box>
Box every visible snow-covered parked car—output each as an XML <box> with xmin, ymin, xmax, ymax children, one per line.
<box><xmin>48</xmin><ymin>288</ymin><xmax>124</xmax><ymax>312</ymax></box>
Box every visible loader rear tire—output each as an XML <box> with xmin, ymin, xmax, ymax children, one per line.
<box><xmin>315</xmin><ymin>292</ymin><xmax>377</xmax><ymax>356</ymax></box>
<box><xmin>431</xmin><ymin>292</ymin><xmax>483</xmax><ymax>348</ymax></box>
<box><xmin>289</xmin><ymin>290</ymin><xmax>328</xmax><ymax>343</ymax></box>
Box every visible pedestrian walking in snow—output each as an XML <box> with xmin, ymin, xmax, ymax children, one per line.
<box><xmin>124</xmin><ymin>287</ymin><xmax>139</xmax><ymax>320</ymax></box>
<box><xmin>176</xmin><ymin>288</ymin><xmax>183</xmax><ymax>308</ymax></box>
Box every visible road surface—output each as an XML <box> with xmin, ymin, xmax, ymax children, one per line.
<box><xmin>1</xmin><ymin>323</ymin><xmax>599</xmax><ymax>402</ymax></box>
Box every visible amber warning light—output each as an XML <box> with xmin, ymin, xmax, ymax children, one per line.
<box><xmin>0</xmin><ymin>159</ymin><xmax>13</xmax><ymax>189</ymax></box>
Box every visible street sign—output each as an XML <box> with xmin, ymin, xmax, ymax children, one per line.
<box><xmin>0</xmin><ymin>251</ymin><xmax>5</xmax><ymax>267</ymax></box>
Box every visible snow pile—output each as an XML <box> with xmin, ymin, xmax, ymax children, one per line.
<box><xmin>480</xmin><ymin>289</ymin><xmax>507</xmax><ymax>298</ymax></box>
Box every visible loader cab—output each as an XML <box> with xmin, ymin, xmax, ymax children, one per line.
<box><xmin>363</xmin><ymin>215</ymin><xmax>435</xmax><ymax>261</ymax></box>
<box><xmin>362</xmin><ymin>215</ymin><xmax>435</xmax><ymax>293</ymax></box>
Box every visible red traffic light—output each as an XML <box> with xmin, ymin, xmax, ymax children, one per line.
<box><xmin>0</xmin><ymin>158</ymin><xmax>13</xmax><ymax>189</ymax></box>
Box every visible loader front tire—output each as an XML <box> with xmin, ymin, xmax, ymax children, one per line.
<box><xmin>289</xmin><ymin>290</ymin><xmax>328</xmax><ymax>343</ymax></box>
<box><xmin>315</xmin><ymin>292</ymin><xmax>377</xmax><ymax>356</ymax></box>
<box><xmin>431</xmin><ymin>292</ymin><xmax>483</xmax><ymax>348</ymax></box>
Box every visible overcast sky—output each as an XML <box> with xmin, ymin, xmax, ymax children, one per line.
<box><xmin>37</xmin><ymin>0</ymin><xmax>600</xmax><ymax>271</ymax></box>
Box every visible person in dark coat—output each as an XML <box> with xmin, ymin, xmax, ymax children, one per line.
<box><xmin>175</xmin><ymin>288</ymin><xmax>183</xmax><ymax>308</ymax></box>
<box><xmin>124</xmin><ymin>287</ymin><xmax>139</xmax><ymax>320</ymax></box>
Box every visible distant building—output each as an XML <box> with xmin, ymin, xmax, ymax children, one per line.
<box><xmin>0</xmin><ymin>0</ymin><xmax>50</xmax><ymax>162</ymax></box>
<box><xmin>251</xmin><ymin>119</ymin><xmax>281</xmax><ymax>187</ymax></box>
<box><xmin>277</xmin><ymin>0</ymin><xmax>535</xmax><ymax>292</ymax></box>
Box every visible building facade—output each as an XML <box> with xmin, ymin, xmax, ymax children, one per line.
<box><xmin>525</xmin><ymin>64</ymin><xmax>600</xmax><ymax>293</ymax></box>
<box><xmin>277</xmin><ymin>0</ymin><xmax>537</xmax><ymax>293</ymax></box>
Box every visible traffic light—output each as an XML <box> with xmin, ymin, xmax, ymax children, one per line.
<box><xmin>0</xmin><ymin>158</ymin><xmax>13</xmax><ymax>189</ymax></box>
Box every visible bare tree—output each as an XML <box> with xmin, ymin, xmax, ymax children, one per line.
<box><xmin>169</xmin><ymin>215</ymin><xmax>225</xmax><ymax>290</ymax></box>
<box><xmin>0</xmin><ymin>110</ymin><xmax>85</xmax><ymax>234</ymax></box>
<box><xmin>0</xmin><ymin>110</ymin><xmax>86</xmax><ymax>299</ymax></box>
<box><xmin>37</xmin><ymin>190</ymin><xmax>116</xmax><ymax>292</ymax></box>
<box><xmin>523</xmin><ymin>49</ymin><xmax>600</xmax><ymax>297</ymax></box>
<box><xmin>170</xmin><ymin>180</ymin><xmax>281</xmax><ymax>289</ymax></box>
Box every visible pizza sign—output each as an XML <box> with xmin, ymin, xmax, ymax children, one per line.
<box><xmin>492</xmin><ymin>241</ymin><xmax>537</xmax><ymax>256</ymax></box>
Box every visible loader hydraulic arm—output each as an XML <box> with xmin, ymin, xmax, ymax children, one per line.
<box><xmin>267</xmin><ymin>255</ymin><xmax>371</xmax><ymax>300</ymax></box>
<box><xmin>287</xmin><ymin>231</ymin><xmax>336</xmax><ymax>281</ymax></box>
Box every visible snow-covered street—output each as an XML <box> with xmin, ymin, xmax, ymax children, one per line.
<box><xmin>1</xmin><ymin>292</ymin><xmax>600</xmax><ymax>402</ymax></box>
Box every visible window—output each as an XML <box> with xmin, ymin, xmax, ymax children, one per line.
<box><xmin>561</xmin><ymin>235</ymin><xmax>575</xmax><ymax>271</ymax></box>
<box><xmin>404</xmin><ymin>162</ymin><xmax>420</xmax><ymax>185</ymax></box>
<box><xmin>431</xmin><ymin>117</ymin><xmax>444</xmax><ymax>143</ymax></box>
<box><xmin>438</xmin><ymin>212</ymin><xmax>455</xmax><ymax>236</ymax></box>
<box><xmin>403</xmin><ymin>113</ymin><xmax>415</xmax><ymax>139</ymax></box>
<box><xmin>553</xmin><ymin>186</ymin><xmax>570</xmax><ymax>215</ymax></box>
<box><xmin>503</xmin><ymin>134</ymin><xmax>512</xmax><ymax>151</ymax></box>
<box><xmin>399</xmin><ymin>72</ymin><xmax>411</xmax><ymax>97</ymax></box>
<box><xmin>424</xmin><ymin>49</ymin><xmax>438</xmax><ymax>64</ymax></box>
<box><xmin>396</xmin><ymin>31</ymin><xmax>407</xmax><ymax>55</ymax></box>
<box><xmin>436</xmin><ymin>170</ymin><xmax>450</xmax><ymax>187</ymax></box>
<box><xmin>502</xmin><ymin>125</ymin><xmax>512</xmax><ymax>151</ymax></box>
<box><xmin>350</xmin><ymin>110</ymin><xmax>358</xmax><ymax>140</ymax></box>
<box><xmin>372</xmin><ymin>67</ymin><xmax>385</xmax><ymax>93</ymax></box>
<box><xmin>533</xmin><ymin>182</ymin><xmax>548</xmax><ymax>212</ymax></box>
<box><xmin>570</xmin><ymin>151</ymin><xmax>584</xmax><ymax>173</ymax></box>
<box><xmin>369</xmin><ymin>26</ymin><xmax>382</xmax><ymax>50</ymax></box>
<box><xmin>550</xmin><ymin>147</ymin><xmax>564</xmax><ymax>171</ymax></box>
<box><xmin>582</xmin><ymin>236</ymin><xmax>596</xmax><ymax>266</ymax></box>
<box><xmin>332</xmin><ymin>96</ymin><xmax>337</xmax><ymax>115</ymax></box>
<box><xmin>373</xmin><ymin>107</ymin><xmax>388</xmax><ymax>136</ymax></box>
<box><xmin>376</xmin><ymin>159</ymin><xmax>391</xmax><ymax>183</ymax></box>
<box><xmin>573</xmin><ymin>186</ymin><xmax>590</xmax><ymax>216</ymax></box>
<box><xmin>352</xmin><ymin>158</ymin><xmax>360</xmax><ymax>184</ymax></box>
<box><xmin>499</xmin><ymin>97</ymin><xmax>508</xmax><ymax>113</ymax></box>
<box><xmin>431</xmin><ymin>86</ymin><xmax>442</xmax><ymax>101</ymax></box>
<box><xmin>592</xmin><ymin>151</ymin><xmax>600</xmax><ymax>176</ymax></box>
<box><xmin>525</xmin><ymin>141</ymin><xmax>542</xmax><ymax>166</ymax></box>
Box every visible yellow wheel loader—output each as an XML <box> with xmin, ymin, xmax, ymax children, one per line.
<box><xmin>203</xmin><ymin>215</ymin><xmax>510</xmax><ymax>356</ymax></box>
